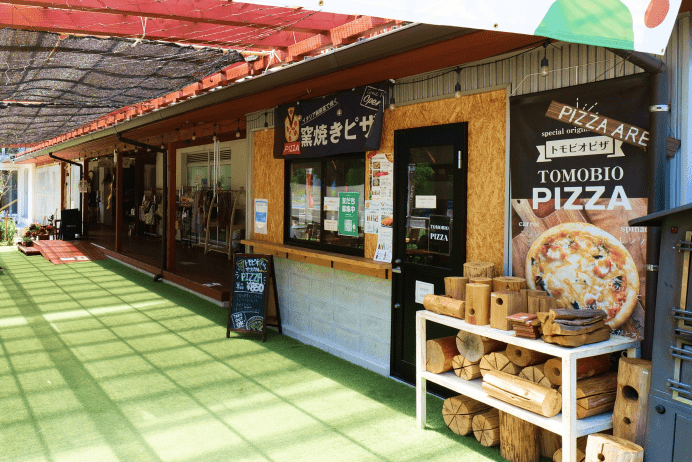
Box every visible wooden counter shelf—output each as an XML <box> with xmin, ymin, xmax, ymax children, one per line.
<box><xmin>241</xmin><ymin>239</ymin><xmax>392</xmax><ymax>279</ymax></box>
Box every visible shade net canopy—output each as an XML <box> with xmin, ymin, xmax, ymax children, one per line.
<box><xmin>0</xmin><ymin>28</ymin><xmax>243</xmax><ymax>145</ymax></box>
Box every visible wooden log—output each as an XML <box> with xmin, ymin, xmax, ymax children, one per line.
<box><xmin>423</xmin><ymin>294</ymin><xmax>465</xmax><ymax>319</ymax></box>
<box><xmin>519</xmin><ymin>363</ymin><xmax>555</xmax><ymax>389</ymax></box>
<box><xmin>553</xmin><ymin>435</ymin><xmax>588</xmax><ymax>462</ymax></box>
<box><xmin>521</xmin><ymin>289</ymin><xmax>547</xmax><ymax>310</ymax></box>
<box><xmin>539</xmin><ymin>296</ymin><xmax>557</xmax><ymax>312</ymax></box>
<box><xmin>584</xmin><ymin>434</ymin><xmax>643</xmax><ymax>462</ymax></box>
<box><xmin>506</xmin><ymin>344</ymin><xmax>552</xmax><ymax>367</ymax></box>
<box><xmin>482</xmin><ymin>370</ymin><xmax>562</xmax><ymax>417</ymax></box>
<box><xmin>469</xmin><ymin>276</ymin><xmax>493</xmax><ymax>287</ymax></box>
<box><xmin>500</xmin><ymin>411</ymin><xmax>540</xmax><ymax>462</ymax></box>
<box><xmin>425</xmin><ymin>336</ymin><xmax>458</xmax><ymax>374</ymax></box>
<box><xmin>613</xmin><ymin>358</ymin><xmax>652</xmax><ymax>447</ymax></box>
<box><xmin>558</xmin><ymin>372</ymin><xmax>618</xmax><ymax>419</ymax></box>
<box><xmin>543</xmin><ymin>319</ymin><xmax>608</xmax><ymax>336</ymax></box>
<box><xmin>442</xmin><ymin>395</ymin><xmax>491</xmax><ymax>436</ymax></box>
<box><xmin>490</xmin><ymin>291</ymin><xmax>523</xmax><ymax>330</ymax></box>
<box><xmin>548</xmin><ymin>309</ymin><xmax>607</xmax><ymax>321</ymax></box>
<box><xmin>527</xmin><ymin>292</ymin><xmax>551</xmax><ymax>315</ymax></box>
<box><xmin>543</xmin><ymin>327</ymin><xmax>610</xmax><ymax>347</ymax></box>
<box><xmin>539</xmin><ymin>429</ymin><xmax>561</xmax><ymax>459</ymax></box>
<box><xmin>480</xmin><ymin>350</ymin><xmax>522</xmax><ymax>376</ymax></box>
<box><xmin>466</xmin><ymin>283</ymin><xmax>491</xmax><ymax>325</ymax></box>
<box><xmin>544</xmin><ymin>354</ymin><xmax>611</xmax><ymax>386</ymax></box>
<box><xmin>493</xmin><ymin>276</ymin><xmax>527</xmax><ymax>293</ymax></box>
<box><xmin>472</xmin><ymin>408</ymin><xmax>500</xmax><ymax>447</ymax></box>
<box><xmin>452</xmin><ymin>354</ymin><xmax>482</xmax><ymax>381</ymax></box>
<box><xmin>456</xmin><ymin>331</ymin><xmax>505</xmax><ymax>362</ymax></box>
<box><xmin>464</xmin><ymin>262</ymin><xmax>494</xmax><ymax>278</ymax></box>
<box><xmin>444</xmin><ymin>276</ymin><xmax>469</xmax><ymax>301</ymax></box>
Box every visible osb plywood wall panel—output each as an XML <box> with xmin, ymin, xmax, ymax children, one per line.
<box><xmin>253</xmin><ymin>129</ymin><xmax>283</xmax><ymax>244</ymax></box>
<box><xmin>365</xmin><ymin>89</ymin><xmax>506</xmax><ymax>273</ymax></box>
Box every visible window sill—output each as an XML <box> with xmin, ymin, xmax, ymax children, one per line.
<box><xmin>241</xmin><ymin>239</ymin><xmax>392</xmax><ymax>279</ymax></box>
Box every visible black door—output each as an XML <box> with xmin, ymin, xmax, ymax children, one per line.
<box><xmin>391</xmin><ymin>123</ymin><xmax>468</xmax><ymax>384</ymax></box>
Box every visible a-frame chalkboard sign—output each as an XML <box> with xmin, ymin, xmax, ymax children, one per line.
<box><xmin>226</xmin><ymin>254</ymin><xmax>281</xmax><ymax>342</ymax></box>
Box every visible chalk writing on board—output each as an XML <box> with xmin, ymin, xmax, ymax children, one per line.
<box><xmin>230</xmin><ymin>256</ymin><xmax>269</xmax><ymax>332</ymax></box>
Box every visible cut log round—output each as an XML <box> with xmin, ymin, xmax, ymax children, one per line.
<box><xmin>466</xmin><ymin>283</ymin><xmax>491</xmax><ymax>325</ymax></box>
<box><xmin>493</xmin><ymin>276</ymin><xmax>527</xmax><ymax>293</ymax></box>
<box><xmin>442</xmin><ymin>395</ymin><xmax>491</xmax><ymax>436</ymax></box>
<box><xmin>552</xmin><ymin>435</ymin><xmax>588</xmax><ymax>462</ymax></box>
<box><xmin>506</xmin><ymin>344</ymin><xmax>552</xmax><ymax>367</ymax></box>
<box><xmin>472</xmin><ymin>408</ymin><xmax>500</xmax><ymax>447</ymax></box>
<box><xmin>500</xmin><ymin>411</ymin><xmax>540</xmax><ymax>462</ymax></box>
<box><xmin>519</xmin><ymin>363</ymin><xmax>556</xmax><ymax>389</ymax></box>
<box><xmin>584</xmin><ymin>434</ymin><xmax>643</xmax><ymax>462</ymax></box>
<box><xmin>544</xmin><ymin>354</ymin><xmax>611</xmax><ymax>386</ymax></box>
<box><xmin>480</xmin><ymin>350</ymin><xmax>522</xmax><ymax>377</ymax></box>
<box><xmin>463</xmin><ymin>262</ymin><xmax>494</xmax><ymax>278</ymax></box>
<box><xmin>482</xmin><ymin>370</ymin><xmax>562</xmax><ymax>417</ymax></box>
<box><xmin>444</xmin><ymin>276</ymin><xmax>469</xmax><ymax>301</ymax></box>
<box><xmin>539</xmin><ymin>429</ymin><xmax>561</xmax><ymax>459</ymax></box>
<box><xmin>423</xmin><ymin>294</ymin><xmax>465</xmax><ymax>319</ymax></box>
<box><xmin>452</xmin><ymin>354</ymin><xmax>482</xmax><ymax>381</ymax></box>
<box><xmin>469</xmin><ymin>277</ymin><xmax>493</xmax><ymax>287</ymax></box>
<box><xmin>426</xmin><ymin>336</ymin><xmax>458</xmax><ymax>374</ymax></box>
<box><xmin>456</xmin><ymin>331</ymin><xmax>505</xmax><ymax>362</ymax></box>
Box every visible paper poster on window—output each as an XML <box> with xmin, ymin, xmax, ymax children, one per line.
<box><xmin>379</xmin><ymin>200</ymin><xmax>393</xmax><ymax>229</ymax></box>
<box><xmin>370</xmin><ymin>153</ymin><xmax>393</xmax><ymax>201</ymax></box>
<box><xmin>415</xmin><ymin>195</ymin><xmax>437</xmax><ymax>209</ymax></box>
<box><xmin>374</xmin><ymin>227</ymin><xmax>393</xmax><ymax>262</ymax></box>
<box><xmin>323</xmin><ymin>196</ymin><xmax>339</xmax><ymax>212</ymax></box>
<box><xmin>364</xmin><ymin>200</ymin><xmax>380</xmax><ymax>234</ymax></box>
<box><xmin>338</xmin><ymin>192</ymin><xmax>359</xmax><ymax>236</ymax></box>
<box><xmin>415</xmin><ymin>280</ymin><xmax>435</xmax><ymax>305</ymax></box>
<box><xmin>254</xmin><ymin>199</ymin><xmax>268</xmax><ymax>234</ymax></box>
<box><xmin>324</xmin><ymin>219</ymin><xmax>338</xmax><ymax>231</ymax></box>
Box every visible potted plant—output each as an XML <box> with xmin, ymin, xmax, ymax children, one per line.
<box><xmin>21</xmin><ymin>231</ymin><xmax>33</xmax><ymax>247</ymax></box>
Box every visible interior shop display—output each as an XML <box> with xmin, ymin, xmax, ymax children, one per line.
<box><xmin>584</xmin><ymin>434</ymin><xmax>643</xmax><ymax>462</ymax></box>
<box><xmin>612</xmin><ymin>358</ymin><xmax>652</xmax><ymax>447</ymax></box>
<box><xmin>442</xmin><ymin>395</ymin><xmax>491</xmax><ymax>436</ymax></box>
<box><xmin>499</xmin><ymin>411</ymin><xmax>541</xmax><ymax>462</ymax></box>
<box><xmin>226</xmin><ymin>254</ymin><xmax>280</xmax><ymax>342</ymax></box>
<box><xmin>204</xmin><ymin>188</ymin><xmax>245</xmax><ymax>259</ymax></box>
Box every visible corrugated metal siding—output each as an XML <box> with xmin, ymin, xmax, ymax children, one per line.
<box><xmin>249</xmin><ymin>14</ymin><xmax>690</xmax><ymax>206</ymax></box>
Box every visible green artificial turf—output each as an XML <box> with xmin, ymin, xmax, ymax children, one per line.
<box><xmin>0</xmin><ymin>251</ymin><xmax>544</xmax><ymax>462</ymax></box>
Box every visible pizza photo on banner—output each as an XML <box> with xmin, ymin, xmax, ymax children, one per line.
<box><xmin>510</xmin><ymin>74</ymin><xmax>650</xmax><ymax>339</ymax></box>
<box><xmin>273</xmin><ymin>84</ymin><xmax>386</xmax><ymax>159</ymax></box>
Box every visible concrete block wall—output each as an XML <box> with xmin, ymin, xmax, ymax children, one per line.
<box><xmin>273</xmin><ymin>257</ymin><xmax>392</xmax><ymax>376</ymax></box>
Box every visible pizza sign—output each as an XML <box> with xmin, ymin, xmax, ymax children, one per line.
<box><xmin>273</xmin><ymin>84</ymin><xmax>386</xmax><ymax>159</ymax></box>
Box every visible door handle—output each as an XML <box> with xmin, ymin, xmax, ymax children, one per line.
<box><xmin>392</xmin><ymin>267</ymin><xmax>402</xmax><ymax>274</ymax></box>
<box><xmin>394</xmin><ymin>303</ymin><xmax>401</xmax><ymax>309</ymax></box>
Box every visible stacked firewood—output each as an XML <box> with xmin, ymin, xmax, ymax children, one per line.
<box><xmin>506</xmin><ymin>313</ymin><xmax>542</xmax><ymax>339</ymax></box>
<box><xmin>537</xmin><ymin>309</ymin><xmax>611</xmax><ymax>347</ymax></box>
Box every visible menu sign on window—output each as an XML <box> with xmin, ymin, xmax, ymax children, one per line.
<box><xmin>338</xmin><ymin>192</ymin><xmax>359</xmax><ymax>236</ymax></box>
<box><xmin>273</xmin><ymin>84</ymin><xmax>386</xmax><ymax>159</ymax></box>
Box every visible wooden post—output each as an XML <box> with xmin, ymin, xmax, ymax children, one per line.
<box><xmin>499</xmin><ymin>411</ymin><xmax>540</xmax><ymax>462</ymax></box>
<box><xmin>493</xmin><ymin>276</ymin><xmax>527</xmax><ymax>293</ymax></box>
<box><xmin>442</xmin><ymin>395</ymin><xmax>490</xmax><ymax>435</ymax></box>
<box><xmin>469</xmin><ymin>276</ymin><xmax>493</xmax><ymax>287</ymax></box>
<box><xmin>612</xmin><ymin>358</ymin><xmax>652</xmax><ymax>446</ymax></box>
<box><xmin>456</xmin><ymin>331</ymin><xmax>505</xmax><ymax>362</ymax></box>
<box><xmin>83</xmin><ymin>158</ymin><xmax>89</xmax><ymax>227</ymax></box>
<box><xmin>490</xmin><ymin>291</ymin><xmax>523</xmax><ymax>330</ymax></box>
<box><xmin>166</xmin><ymin>143</ymin><xmax>177</xmax><ymax>272</ymax></box>
<box><xmin>472</xmin><ymin>408</ymin><xmax>500</xmax><ymax>447</ymax></box>
<box><xmin>60</xmin><ymin>161</ymin><xmax>66</xmax><ymax>211</ymax></box>
<box><xmin>444</xmin><ymin>276</ymin><xmax>469</xmax><ymax>300</ymax></box>
<box><xmin>584</xmin><ymin>434</ymin><xmax>643</xmax><ymax>462</ymax></box>
<box><xmin>466</xmin><ymin>283</ymin><xmax>491</xmax><ymax>325</ymax></box>
<box><xmin>463</xmin><ymin>262</ymin><xmax>494</xmax><ymax>278</ymax></box>
<box><xmin>115</xmin><ymin>152</ymin><xmax>123</xmax><ymax>252</ymax></box>
<box><xmin>426</xmin><ymin>336</ymin><xmax>458</xmax><ymax>373</ymax></box>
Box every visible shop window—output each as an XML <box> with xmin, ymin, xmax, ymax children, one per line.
<box><xmin>286</xmin><ymin>154</ymin><xmax>365</xmax><ymax>256</ymax></box>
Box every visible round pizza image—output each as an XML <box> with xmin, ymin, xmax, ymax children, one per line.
<box><xmin>525</xmin><ymin>222</ymin><xmax>639</xmax><ymax>329</ymax></box>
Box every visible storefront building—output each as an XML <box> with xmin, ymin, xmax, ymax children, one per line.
<box><xmin>8</xmin><ymin>12</ymin><xmax>692</xmax><ymax>387</ymax></box>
